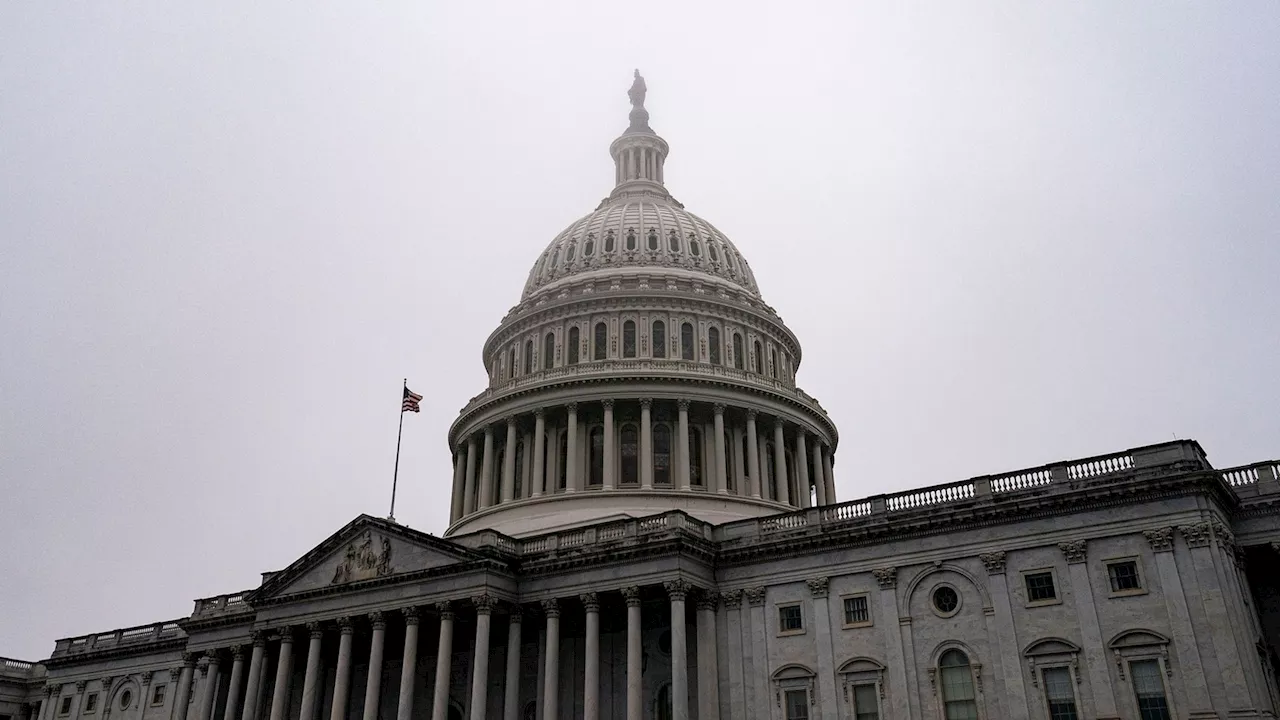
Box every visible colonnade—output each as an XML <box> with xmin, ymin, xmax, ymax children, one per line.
<box><xmin>450</xmin><ymin>399</ymin><xmax>837</xmax><ymax>524</ymax></box>
<box><xmin>174</xmin><ymin>581</ymin><xmax>711</xmax><ymax>720</ymax></box>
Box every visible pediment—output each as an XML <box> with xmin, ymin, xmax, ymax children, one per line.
<box><xmin>1024</xmin><ymin>638</ymin><xmax>1081</xmax><ymax>657</ymax></box>
<box><xmin>249</xmin><ymin>515</ymin><xmax>488</xmax><ymax>601</ymax></box>
<box><xmin>1108</xmin><ymin>629</ymin><xmax>1170</xmax><ymax>650</ymax></box>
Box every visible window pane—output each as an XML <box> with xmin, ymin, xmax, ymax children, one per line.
<box><xmin>620</xmin><ymin>426</ymin><xmax>638</xmax><ymax>484</ymax></box>
<box><xmin>1026</xmin><ymin>572</ymin><xmax>1056</xmax><ymax>601</ymax></box>
<box><xmin>623</xmin><ymin>321</ymin><xmax>636</xmax><ymax>358</ymax></box>
<box><xmin>1109</xmin><ymin>561</ymin><xmax>1141</xmax><ymax>591</ymax></box>
<box><xmin>1043</xmin><ymin>667</ymin><xmax>1078</xmax><ymax>720</ymax></box>
<box><xmin>708</xmin><ymin>327</ymin><xmax>721</xmax><ymax>365</ymax></box>
<box><xmin>779</xmin><ymin>605</ymin><xmax>803</xmax><ymax>631</ymax></box>
<box><xmin>681</xmin><ymin>323</ymin><xmax>694</xmax><ymax>361</ymax></box>
<box><xmin>733</xmin><ymin>333</ymin><xmax>744</xmax><ymax>370</ymax></box>
<box><xmin>1131</xmin><ymin>660</ymin><xmax>1171</xmax><ymax>720</ymax></box>
<box><xmin>589</xmin><ymin>428</ymin><xmax>603</xmax><ymax>486</ymax></box>
<box><xmin>844</xmin><ymin>596</ymin><xmax>869</xmax><ymax>625</ymax></box>
<box><xmin>544</xmin><ymin>333</ymin><xmax>555</xmax><ymax>370</ymax></box>
<box><xmin>568</xmin><ymin>328</ymin><xmax>579</xmax><ymax>364</ymax></box>
<box><xmin>652</xmin><ymin>321</ymin><xmax>666</xmax><ymax>358</ymax></box>
<box><xmin>689</xmin><ymin>427</ymin><xmax>704</xmax><ymax>486</ymax></box>
<box><xmin>852</xmin><ymin>684</ymin><xmax>879</xmax><ymax>720</ymax></box>
<box><xmin>594</xmin><ymin>322</ymin><xmax>607</xmax><ymax>360</ymax></box>
<box><xmin>784</xmin><ymin>690</ymin><xmax>808</xmax><ymax>720</ymax></box>
<box><xmin>653</xmin><ymin>424</ymin><xmax>671</xmax><ymax>484</ymax></box>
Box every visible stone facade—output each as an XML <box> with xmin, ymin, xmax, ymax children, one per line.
<box><xmin>6</xmin><ymin>75</ymin><xmax>1280</xmax><ymax>720</ymax></box>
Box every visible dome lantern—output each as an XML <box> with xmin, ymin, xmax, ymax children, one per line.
<box><xmin>609</xmin><ymin>70</ymin><xmax>671</xmax><ymax>198</ymax></box>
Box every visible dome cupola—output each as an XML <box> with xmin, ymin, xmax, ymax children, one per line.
<box><xmin>443</xmin><ymin>73</ymin><xmax>839</xmax><ymax>538</ymax></box>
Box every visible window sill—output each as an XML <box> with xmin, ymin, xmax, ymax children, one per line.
<box><xmin>777</xmin><ymin>629</ymin><xmax>806</xmax><ymax>638</ymax></box>
<box><xmin>842</xmin><ymin>621</ymin><xmax>873</xmax><ymax>630</ymax></box>
<box><xmin>1109</xmin><ymin>589</ymin><xmax>1148</xmax><ymax>599</ymax></box>
<box><xmin>1025</xmin><ymin>598</ymin><xmax>1062</xmax><ymax>608</ymax></box>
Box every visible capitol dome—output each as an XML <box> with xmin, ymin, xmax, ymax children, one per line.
<box><xmin>443</xmin><ymin>72</ymin><xmax>839</xmax><ymax>538</ymax></box>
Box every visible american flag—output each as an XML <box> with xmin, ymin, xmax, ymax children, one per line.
<box><xmin>402</xmin><ymin>386</ymin><xmax>423</xmax><ymax>413</ymax></box>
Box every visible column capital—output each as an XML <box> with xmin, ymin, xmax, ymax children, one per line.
<box><xmin>304</xmin><ymin>623</ymin><xmax>323</xmax><ymax>639</ymax></box>
<box><xmin>746</xmin><ymin>408</ymin><xmax>758</xmax><ymax>421</ymax></box>
<box><xmin>566</xmin><ymin>402</ymin><xmax>578</xmax><ymax>413</ymax></box>
<box><xmin>639</xmin><ymin>398</ymin><xmax>652</xmax><ymax>410</ymax></box>
<box><xmin>1058</xmin><ymin>540</ymin><xmax>1088</xmax><ymax>564</ymax></box>
<box><xmin>337</xmin><ymin>617</ymin><xmax>355</xmax><ymax>635</ymax></box>
<box><xmin>472</xmin><ymin>595</ymin><xmax>497</xmax><ymax>614</ymax></box>
<box><xmin>483</xmin><ymin>425</ymin><xmax>494</xmax><ymax>438</ymax></box>
<box><xmin>369</xmin><ymin>611</ymin><xmax>387</xmax><ymax>630</ymax></box>
<box><xmin>507</xmin><ymin>605</ymin><xmax>524</xmax><ymax>623</ymax></box>
<box><xmin>181</xmin><ymin>651</ymin><xmax>197</xmax><ymax>666</ymax></box>
<box><xmin>979</xmin><ymin>551</ymin><xmax>1007</xmax><ymax>575</ymax></box>
<box><xmin>664</xmin><ymin>578</ymin><xmax>692</xmax><ymax>601</ymax></box>
<box><xmin>579</xmin><ymin>592</ymin><xmax>600</xmax><ymax>612</ymax></box>
<box><xmin>720</xmin><ymin>589</ymin><xmax>743</xmax><ymax>608</ymax></box>
<box><xmin>773</xmin><ymin>417</ymin><xmax>785</xmax><ymax>430</ymax></box>
<box><xmin>712</xmin><ymin>403</ymin><xmax>725</xmax><ymax>415</ymax></box>
<box><xmin>274</xmin><ymin>629</ymin><xmax>295</xmax><ymax>644</ymax></box>
<box><xmin>100</xmin><ymin>676</ymin><xmax>114</xmax><ymax>691</ymax></box>
<box><xmin>139</xmin><ymin>673</ymin><xmax>152</xmax><ymax>688</ymax></box>
<box><xmin>695</xmin><ymin>591</ymin><xmax>720</xmax><ymax>611</ymax></box>
<box><xmin>744</xmin><ymin>587</ymin><xmax>767</xmax><ymax>606</ymax></box>
<box><xmin>541</xmin><ymin>599</ymin><xmax>560</xmax><ymax>618</ymax></box>
<box><xmin>45</xmin><ymin>684</ymin><xmax>61</xmax><ymax>696</ymax></box>
<box><xmin>873</xmin><ymin>567</ymin><xmax>898</xmax><ymax>589</ymax></box>
<box><xmin>621</xmin><ymin>586</ymin><xmax>642</xmax><ymax>607</ymax></box>
<box><xmin>602</xmin><ymin>399</ymin><xmax>615</xmax><ymax>409</ymax></box>
<box><xmin>168</xmin><ymin>668</ymin><xmax>182</xmax><ymax>682</ymax></box>
<box><xmin>435</xmin><ymin>601</ymin><xmax>456</xmax><ymax>621</ymax></box>
<box><xmin>1143</xmin><ymin>527</ymin><xmax>1174</xmax><ymax>553</ymax></box>
<box><xmin>402</xmin><ymin>606</ymin><xmax>420</xmax><ymax>625</ymax></box>
<box><xmin>677</xmin><ymin>399</ymin><xmax>690</xmax><ymax>411</ymax></box>
<box><xmin>1178</xmin><ymin>521</ymin><xmax>1212</xmax><ymax>548</ymax></box>
<box><xmin>231</xmin><ymin>644</ymin><xmax>247</xmax><ymax>660</ymax></box>
<box><xmin>806</xmin><ymin>577</ymin><xmax>829</xmax><ymax>598</ymax></box>
<box><xmin>534</xmin><ymin>407</ymin><xmax>545</xmax><ymax>419</ymax></box>
<box><xmin>74</xmin><ymin>681</ymin><xmax>87</xmax><ymax>692</ymax></box>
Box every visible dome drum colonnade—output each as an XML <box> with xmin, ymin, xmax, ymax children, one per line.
<box><xmin>444</xmin><ymin>71</ymin><xmax>838</xmax><ymax>538</ymax></box>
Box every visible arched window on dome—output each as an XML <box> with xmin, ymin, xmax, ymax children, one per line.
<box><xmin>707</xmin><ymin>327</ymin><xmax>721</xmax><ymax>365</ymax></box>
<box><xmin>652</xmin><ymin>321</ymin><xmax>667</xmax><ymax>359</ymax></box>
<box><xmin>668</xmin><ymin>230</ymin><xmax>681</xmax><ymax>253</ymax></box>
<box><xmin>623</xmin><ymin>321</ymin><xmax>636</xmax><ymax>358</ymax></box>
<box><xmin>588</xmin><ymin>427</ymin><xmax>604</xmax><ymax>487</ymax></box>
<box><xmin>741</xmin><ymin>436</ymin><xmax>751</xmax><ymax>489</ymax></box>
<box><xmin>523</xmin><ymin>340</ymin><xmax>533</xmax><ymax>375</ymax></box>
<box><xmin>938</xmin><ymin>650</ymin><xmax>979</xmax><ymax>719</ymax></box>
<box><xmin>494</xmin><ymin>445</ymin><xmax>505</xmax><ymax>502</ymax></box>
<box><xmin>514</xmin><ymin>441</ymin><xmax>525</xmax><ymax>497</ymax></box>
<box><xmin>689</xmin><ymin>235</ymin><xmax>701</xmax><ymax>257</ymax></box>
<box><xmin>594</xmin><ymin>322</ymin><xmax>608</xmax><ymax>361</ymax></box>
<box><xmin>583</xmin><ymin>234</ymin><xmax>595</xmax><ymax>257</ymax></box>
<box><xmin>769</xmin><ymin>347</ymin><xmax>778</xmax><ymax>378</ymax></box>
<box><xmin>626</xmin><ymin>229</ymin><xmax>637</xmax><ymax>251</ymax></box>
<box><xmin>508</xmin><ymin>347</ymin><xmax>517</xmax><ymax>379</ymax></box>
<box><xmin>733</xmin><ymin>333</ymin><xmax>744</xmax><ymax>370</ymax></box>
<box><xmin>565</xmin><ymin>240</ymin><xmax>576</xmax><ymax>262</ymax></box>
<box><xmin>764</xmin><ymin>442</ymin><xmax>777</xmax><ymax>500</ymax></box>
<box><xmin>551</xmin><ymin>247</ymin><xmax>561</xmax><ymax>268</ymax></box>
<box><xmin>647</xmin><ymin>228</ymin><xmax>659</xmax><ymax>251</ymax></box>
<box><xmin>543</xmin><ymin>431</ymin><xmax>555</xmax><ymax>493</ymax></box>
<box><xmin>680</xmin><ymin>323</ymin><xmax>694</xmax><ymax>361</ymax></box>
<box><xmin>544</xmin><ymin>332</ymin><xmax>555</xmax><ymax>370</ymax></box>
<box><xmin>620</xmin><ymin>424</ymin><xmax>639</xmax><ymax>485</ymax></box>
<box><xmin>723</xmin><ymin>426</ymin><xmax>735</xmax><ymax>491</ymax></box>
<box><xmin>689</xmin><ymin>426</ymin><xmax>704</xmax><ymax>486</ymax></box>
<box><xmin>568</xmin><ymin>327</ymin><xmax>580</xmax><ymax>365</ymax></box>
<box><xmin>725</xmin><ymin>250</ymin><xmax>737</xmax><ymax>272</ymax></box>
<box><xmin>709</xmin><ymin>243</ymin><xmax>719</xmax><ymax>263</ymax></box>
<box><xmin>653</xmin><ymin>423</ymin><xmax>672</xmax><ymax>485</ymax></box>
<box><xmin>752</xmin><ymin>340</ymin><xmax>763</xmax><ymax>374</ymax></box>
<box><xmin>605</xmin><ymin>230</ymin><xmax>616</xmax><ymax>253</ymax></box>
<box><xmin>558</xmin><ymin>433</ymin><xmax>568</xmax><ymax>490</ymax></box>
<box><xmin>785</xmin><ymin>449</ymin><xmax>797</xmax><ymax>506</ymax></box>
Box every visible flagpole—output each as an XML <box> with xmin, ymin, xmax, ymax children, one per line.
<box><xmin>389</xmin><ymin>378</ymin><xmax>406</xmax><ymax>522</ymax></box>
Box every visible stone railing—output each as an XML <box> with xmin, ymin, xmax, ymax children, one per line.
<box><xmin>0</xmin><ymin>657</ymin><xmax>34</xmax><ymax>673</ymax></box>
<box><xmin>191</xmin><ymin>591</ymin><xmax>252</xmax><ymax>617</ymax></box>
<box><xmin>52</xmin><ymin>622</ymin><xmax>184</xmax><ymax>658</ymax></box>
<box><xmin>1221</xmin><ymin>461</ymin><xmax>1280</xmax><ymax>502</ymax></box>
<box><xmin>461</xmin><ymin>510</ymin><xmax>712</xmax><ymax>558</ymax></box>
<box><xmin>459</xmin><ymin>359</ymin><xmax>827</xmax><ymax>418</ymax></box>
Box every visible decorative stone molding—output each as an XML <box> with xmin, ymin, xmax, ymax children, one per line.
<box><xmin>565</xmin><ymin>402</ymin><xmax>578</xmax><ymax>413</ymax></box>
<box><xmin>873</xmin><ymin>567</ymin><xmax>898</xmax><ymax>590</ymax></box>
<box><xmin>1212</xmin><ymin>522</ymin><xmax>1236</xmax><ymax>555</ymax></box>
<box><xmin>1143</xmin><ymin>527</ymin><xmax>1175</xmax><ymax>553</ymax></box>
<box><xmin>664</xmin><ymin>579</ymin><xmax>692</xmax><ymax>601</ymax></box>
<box><xmin>139</xmin><ymin>673</ymin><xmax>152</xmax><ymax>688</ymax></box>
<box><xmin>721</xmin><ymin>589</ymin><xmax>743</xmax><ymax>608</ymax></box>
<box><xmin>369</xmin><ymin>611</ymin><xmax>387</xmax><ymax>629</ymax></box>
<box><xmin>695</xmin><ymin>592</ymin><xmax>720</xmax><ymax>611</ymax></box>
<box><xmin>1058</xmin><ymin>540</ymin><xmax>1088</xmax><ymax>564</ymax></box>
<box><xmin>806</xmin><ymin>577</ymin><xmax>830</xmax><ymax>598</ymax></box>
<box><xmin>639</xmin><ymin>398</ymin><xmax>652</xmax><ymax>410</ymax></box>
<box><xmin>579</xmin><ymin>592</ymin><xmax>600</xmax><ymax>612</ymax></box>
<box><xmin>601</xmin><ymin>399</ymin><xmax>614</xmax><ymax>409</ymax></box>
<box><xmin>402</xmin><ymin>607</ymin><xmax>420</xmax><ymax>626</ymax></box>
<box><xmin>472</xmin><ymin>595</ymin><xmax>497</xmax><ymax>614</ymax></box>
<box><xmin>508</xmin><ymin>605</ymin><xmax>523</xmax><ymax>622</ymax></box>
<box><xmin>713</xmin><ymin>403</ymin><xmax>726</xmax><ymax>415</ymax></box>
<box><xmin>231</xmin><ymin>644</ymin><xmax>246</xmax><ymax>660</ymax></box>
<box><xmin>435</xmin><ymin>601</ymin><xmax>455</xmax><ymax>621</ymax></box>
<box><xmin>1178</xmin><ymin>522</ymin><xmax>1212</xmax><ymax>548</ymax></box>
<box><xmin>677</xmin><ymin>399</ymin><xmax>690</xmax><ymax>411</ymax></box>
<box><xmin>197</xmin><ymin>658</ymin><xmax>209</xmax><ymax>677</ymax></box>
<box><xmin>534</xmin><ymin>407</ymin><xmax>545</xmax><ymax>419</ymax></box>
<box><xmin>979</xmin><ymin>552</ymin><xmax>1007</xmax><ymax>575</ymax></box>
<box><xmin>745</xmin><ymin>587</ymin><xmax>767</xmax><ymax>607</ymax></box>
<box><xmin>168</xmin><ymin>668</ymin><xmax>181</xmax><ymax>682</ymax></box>
<box><xmin>46</xmin><ymin>684</ymin><xmax>61</xmax><ymax>696</ymax></box>
<box><xmin>746</xmin><ymin>409</ymin><xmax>758</xmax><ymax>421</ymax></box>
<box><xmin>621</xmin><ymin>586</ymin><xmax>642</xmax><ymax>607</ymax></box>
<box><xmin>75</xmin><ymin>681</ymin><xmax>86</xmax><ymax>692</ymax></box>
<box><xmin>181</xmin><ymin>652</ymin><xmax>196</xmax><ymax>666</ymax></box>
<box><xmin>100</xmin><ymin>677</ymin><xmax>114</xmax><ymax>692</ymax></box>
<box><xmin>337</xmin><ymin>616</ymin><xmax>355</xmax><ymax>634</ymax></box>
<box><xmin>541</xmin><ymin>599</ymin><xmax>560</xmax><ymax>618</ymax></box>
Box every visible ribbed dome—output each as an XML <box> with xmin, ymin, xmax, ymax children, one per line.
<box><xmin>521</xmin><ymin>197</ymin><xmax>761</xmax><ymax>300</ymax></box>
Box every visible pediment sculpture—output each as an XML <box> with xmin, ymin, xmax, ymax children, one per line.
<box><xmin>331</xmin><ymin>530</ymin><xmax>393</xmax><ymax>585</ymax></box>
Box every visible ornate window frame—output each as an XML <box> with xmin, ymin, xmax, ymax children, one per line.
<box><xmin>930</xmin><ymin>583</ymin><xmax>961</xmax><ymax>618</ymax></box>
<box><xmin>776</xmin><ymin>602</ymin><xmax>805</xmax><ymax>636</ymax></box>
<box><xmin>840</xmin><ymin>593</ymin><xmax>873</xmax><ymax>629</ymax></box>
<box><xmin>1020</xmin><ymin>567</ymin><xmax>1062</xmax><ymax>608</ymax></box>
<box><xmin>1024</xmin><ymin>638</ymin><xmax>1083</xmax><ymax>717</ymax></box>
<box><xmin>928</xmin><ymin>642</ymin><xmax>984</xmax><ymax>719</ymax></box>
<box><xmin>838</xmin><ymin>657</ymin><xmax>886</xmax><ymax>715</ymax></box>
<box><xmin>1110</xmin><ymin>630</ymin><xmax>1176</xmax><ymax>720</ymax></box>
<box><xmin>772</xmin><ymin>664</ymin><xmax>817</xmax><ymax>715</ymax></box>
<box><xmin>83</xmin><ymin>694</ymin><xmax>98</xmax><ymax>715</ymax></box>
<box><xmin>1103</xmin><ymin>556</ymin><xmax>1147</xmax><ymax>598</ymax></box>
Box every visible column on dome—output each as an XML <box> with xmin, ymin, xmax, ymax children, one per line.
<box><xmin>297</xmin><ymin>625</ymin><xmax>324</xmax><ymax>720</ymax></box>
<box><xmin>812</xmin><ymin>444</ymin><xmax>827</xmax><ymax>506</ymax></box>
<box><xmin>330</xmin><ymin>618</ymin><xmax>355</xmax><ymax>720</ymax></box>
<box><xmin>745</xmin><ymin>411</ymin><xmax>761</xmax><ymax>499</ymax></box>
<box><xmin>480</xmin><ymin>427</ymin><xmax>495</xmax><ymax>508</ymax></box>
<box><xmin>521</xmin><ymin>428</ymin><xmax>534</xmax><ymax>498</ymax></box>
<box><xmin>541</xmin><ymin>600</ymin><xmax>561</xmax><ymax>720</ymax></box>
<box><xmin>730</xmin><ymin>425</ymin><xmax>746</xmax><ymax>495</ymax></box>
<box><xmin>665</xmin><ymin>580</ymin><xmax>690</xmax><ymax>720</ymax></box>
<box><xmin>622</xmin><ymin>587</ymin><xmax>642</xmax><ymax>720</ymax></box>
<box><xmin>502</xmin><ymin>609</ymin><xmax>522</xmax><ymax>720</ymax></box>
<box><xmin>469</xmin><ymin>597</ymin><xmax>495</xmax><ymax>720</ymax></box>
<box><xmin>501</xmin><ymin>417</ymin><xmax>517</xmax><ymax>503</ymax></box>
<box><xmin>677</xmin><ymin>400</ymin><xmax>691</xmax><ymax>491</ymax></box>
<box><xmin>640</xmin><ymin>399</ymin><xmax>653</xmax><ymax>489</ymax></box>
<box><xmin>221</xmin><ymin>646</ymin><xmax>246</xmax><ymax>720</ymax></box>
<box><xmin>463</xmin><ymin>437</ymin><xmax>479</xmax><ymax>515</ymax></box>
<box><xmin>602</xmin><ymin>400</ymin><xmax>616</xmax><ymax>490</ymax></box>
<box><xmin>532</xmin><ymin>409</ymin><xmax>546</xmax><ymax>497</ymax></box>
<box><xmin>713</xmin><ymin>404</ymin><xmax>727</xmax><ymax>493</ymax></box>
<box><xmin>795</xmin><ymin>430</ymin><xmax>811</xmax><ymax>508</ymax></box>
<box><xmin>581</xmin><ymin>593</ymin><xmax>600</xmax><ymax>720</ymax></box>
<box><xmin>397</xmin><ymin>609</ymin><xmax>420</xmax><ymax>720</ymax></box>
<box><xmin>823</xmin><ymin>449</ymin><xmax>836</xmax><ymax>503</ymax></box>
<box><xmin>268</xmin><ymin>633</ymin><xmax>293</xmax><ymax>720</ymax></box>
<box><xmin>450</xmin><ymin>449</ymin><xmax>466</xmax><ymax>523</ymax></box>
<box><xmin>431</xmin><ymin>604</ymin><xmax>455</xmax><ymax>720</ymax></box>
<box><xmin>362</xmin><ymin>613</ymin><xmax>387</xmax><ymax>720</ymax></box>
<box><xmin>773</xmin><ymin>420</ymin><xmax>790</xmax><ymax>506</ymax></box>
<box><xmin>565</xmin><ymin>403</ymin><xmax>579</xmax><ymax>492</ymax></box>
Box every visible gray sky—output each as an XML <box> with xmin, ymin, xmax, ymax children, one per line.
<box><xmin>2</xmin><ymin>2</ymin><xmax>1278</xmax><ymax>661</ymax></box>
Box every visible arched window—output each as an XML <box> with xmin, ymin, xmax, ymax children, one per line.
<box><xmin>514</xmin><ymin>441</ymin><xmax>525</xmax><ymax>497</ymax></box>
<box><xmin>494</xmin><ymin>445</ymin><xmax>506</xmax><ymax>501</ymax></box>
<box><xmin>708</xmin><ymin>327</ymin><xmax>721</xmax><ymax>365</ymax></box>
<box><xmin>764</xmin><ymin>443</ymin><xmax>777</xmax><ymax>500</ymax></box>
<box><xmin>543</xmin><ymin>332</ymin><xmax>555</xmax><ymax>370</ymax></box>
<box><xmin>680</xmin><ymin>323</ymin><xmax>694</xmax><ymax>361</ymax></box>
<box><xmin>785</xmin><ymin>450</ymin><xmax>797</xmax><ymax>505</ymax></box>
<box><xmin>689</xmin><ymin>427</ymin><xmax>704</xmax><ymax>486</ymax></box>
<box><xmin>558</xmin><ymin>434</ymin><xmax>568</xmax><ymax>490</ymax></box>
<box><xmin>626</xmin><ymin>229</ymin><xmax>637</xmax><ymax>251</ymax></box>
<box><xmin>565</xmin><ymin>241</ymin><xmax>576</xmax><ymax>262</ymax></box>
<box><xmin>568</xmin><ymin>327</ymin><xmax>580</xmax><ymax>365</ymax></box>
<box><xmin>668</xmin><ymin>230</ymin><xmax>680</xmax><ymax>253</ymax></box>
<box><xmin>543</xmin><ymin>432</ymin><xmax>555</xmax><ymax>493</ymax></box>
<box><xmin>752</xmin><ymin>340</ymin><xmax>763</xmax><ymax>373</ymax></box>
<box><xmin>689</xmin><ymin>236</ymin><xmax>701</xmax><ymax>257</ymax></box>
<box><xmin>652</xmin><ymin>321</ymin><xmax>667</xmax><ymax>358</ymax></box>
<box><xmin>550</xmin><ymin>247</ymin><xmax>561</xmax><ymax>267</ymax></box>
<box><xmin>647</xmin><ymin>228</ymin><xmax>659</xmax><ymax>251</ymax></box>
<box><xmin>733</xmin><ymin>333</ymin><xmax>744</xmax><ymax>370</ymax></box>
<box><xmin>655</xmin><ymin>684</ymin><xmax>672</xmax><ymax>720</ymax></box>
<box><xmin>741</xmin><ymin>439</ymin><xmax>751</xmax><ymax>487</ymax></box>
<box><xmin>604</xmin><ymin>230</ymin><xmax>616</xmax><ymax>253</ymax></box>
<box><xmin>583</xmin><ymin>234</ymin><xmax>595</xmax><ymax>256</ymax></box>
<box><xmin>594</xmin><ymin>322</ymin><xmax>608</xmax><ymax>361</ymax></box>
<box><xmin>939</xmin><ymin>650</ymin><xmax>979</xmax><ymax>720</ymax></box>
<box><xmin>508</xmin><ymin>348</ymin><xmax>516</xmax><ymax>379</ymax></box>
<box><xmin>709</xmin><ymin>243</ymin><xmax>719</xmax><ymax>262</ymax></box>
<box><xmin>620</xmin><ymin>424</ymin><xmax>639</xmax><ymax>484</ymax></box>
<box><xmin>623</xmin><ymin>320</ymin><xmax>636</xmax><ymax>358</ymax></box>
<box><xmin>589</xmin><ymin>427</ymin><xmax>604</xmax><ymax>486</ymax></box>
<box><xmin>653</xmin><ymin>424</ymin><xmax>672</xmax><ymax>484</ymax></box>
<box><xmin>769</xmin><ymin>347</ymin><xmax>778</xmax><ymax>378</ymax></box>
<box><xmin>524</xmin><ymin>340</ymin><xmax>533</xmax><ymax>375</ymax></box>
<box><xmin>723</xmin><ymin>427</ymin><xmax>734</xmax><ymax>491</ymax></box>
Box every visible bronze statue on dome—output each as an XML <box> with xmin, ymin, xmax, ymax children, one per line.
<box><xmin>628</xmin><ymin>69</ymin><xmax>647</xmax><ymax>108</ymax></box>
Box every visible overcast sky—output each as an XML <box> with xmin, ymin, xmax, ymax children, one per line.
<box><xmin>2</xmin><ymin>2</ymin><xmax>1278</xmax><ymax>661</ymax></box>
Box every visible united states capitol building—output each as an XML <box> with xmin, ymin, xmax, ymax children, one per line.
<box><xmin>5</xmin><ymin>74</ymin><xmax>1280</xmax><ymax>720</ymax></box>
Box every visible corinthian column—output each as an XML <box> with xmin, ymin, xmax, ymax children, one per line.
<box><xmin>268</xmin><ymin>634</ymin><xmax>293</xmax><ymax>720</ymax></box>
<box><xmin>695</xmin><ymin>594</ymin><xmax>720</xmax><ymax>720</ymax></box>
<box><xmin>502</xmin><ymin>609</ymin><xmax>522</xmax><ymax>720</ymax></box>
<box><xmin>713</xmin><ymin>404</ymin><xmax>727</xmax><ymax>493</ymax></box>
<box><xmin>640</xmin><ymin>399</ymin><xmax>653</xmax><ymax>489</ymax></box>
<box><xmin>174</xmin><ymin>655</ymin><xmax>197</xmax><ymax>720</ymax></box>
<box><xmin>622</xmin><ymin>588</ymin><xmax>642</xmax><ymax>720</ymax></box>
<box><xmin>431</xmin><ymin>604</ymin><xmax>454</xmax><ymax>720</ymax></box>
<box><xmin>329</xmin><ymin>619</ymin><xmax>355</xmax><ymax>720</ymax></box>
<box><xmin>361</xmin><ymin>613</ymin><xmax>387</xmax><ymax>720</ymax></box>
<box><xmin>397</xmin><ymin>608</ymin><xmax>420</xmax><ymax>720</ymax></box>
<box><xmin>221</xmin><ymin>647</ymin><xmax>245</xmax><ymax>720</ymax></box>
<box><xmin>450</xmin><ymin>450</ymin><xmax>467</xmax><ymax>523</ymax></box>
<box><xmin>565</xmin><ymin>403</ymin><xmax>579</xmax><ymax>492</ymax></box>
<box><xmin>602</xmin><ymin>400</ymin><xmax>616</xmax><ymax>490</ymax></box>
<box><xmin>469</xmin><ymin>597</ymin><xmax>496</xmax><ymax>720</ymax></box>
<box><xmin>677</xmin><ymin>400</ymin><xmax>691</xmax><ymax>490</ymax></box>
<box><xmin>581</xmin><ymin>593</ymin><xmax>600</xmax><ymax>720</ymax></box>
<box><xmin>197</xmin><ymin>652</ymin><xmax>220</xmax><ymax>720</ymax></box>
<box><xmin>773</xmin><ymin>420</ymin><xmax>790</xmax><ymax>505</ymax></box>
<box><xmin>541</xmin><ymin>600</ymin><xmax>560</xmax><ymax>720</ymax></box>
<box><xmin>240</xmin><ymin>636</ymin><xmax>266</xmax><ymax>720</ymax></box>
<box><xmin>463</xmin><ymin>437</ymin><xmax>479</xmax><ymax>514</ymax></box>
<box><xmin>812</xmin><ymin>444</ymin><xmax>827</xmax><ymax>506</ymax></box>
<box><xmin>745</xmin><ymin>410</ymin><xmax>761</xmax><ymax>498</ymax></box>
<box><xmin>480</xmin><ymin>427</ymin><xmax>496</xmax><ymax>508</ymax></box>
<box><xmin>794</xmin><ymin>430</ymin><xmax>810</xmax><ymax>508</ymax></box>
<box><xmin>664</xmin><ymin>581</ymin><xmax>690</xmax><ymax>720</ymax></box>
<box><xmin>532</xmin><ymin>409</ymin><xmax>547</xmax><ymax>497</ymax></box>
<box><xmin>297</xmin><ymin>625</ymin><xmax>323</xmax><ymax>720</ymax></box>
<box><xmin>501</xmin><ymin>417</ymin><xmax>517</xmax><ymax>502</ymax></box>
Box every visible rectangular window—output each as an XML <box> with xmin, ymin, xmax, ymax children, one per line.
<box><xmin>778</xmin><ymin>604</ymin><xmax>803</xmax><ymax>633</ymax></box>
<box><xmin>843</xmin><ymin>595</ymin><xmax>871</xmax><ymax>626</ymax></box>
<box><xmin>783</xmin><ymin>689</ymin><xmax>808</xmax><ymax>720</ymax></box>
<box><xmin>1025</xmin><ymin>571</ymin><xmax>1057</xmax><ymax>602</ymax></box>
<box><xmin>1108</xmin><ymin>560</ymin><xmax>1142</xmax><ymax>593</ymax></box>
<box><xmin>852</xmin><ymin>684</ymin><xmax>879</xmax><ymax>720</ymax></box>
<box><xmin>151</xmin><ymin>685</ymin><xmax>166</xmax><ymax>706</ymax></box>
<box><xmin>84</xmin><ymin>695</ymin><xmax>97</xmax><ymax>714</ymax></box>
<box><xmin>1130</xmin><ymin>659</ymin><xmax>1171</xmax><ymax>720</ymax></box>
<box><xmin>1042</xmin><ymin>667</ymin><xmax>1078</xmax><ymax>720</ymax></box>
<box><xmin>59</xmin><ymin>699</ymin><xmax>71</xmax><ymax>716</ymax></box>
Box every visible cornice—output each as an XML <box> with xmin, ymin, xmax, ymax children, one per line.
<box><xmin>250</xmin><ymin>557</ymin><xmax>514</xmax><ymax>608</ymax></box>
<box><xmin>44</xmin><ymin>637</ymin><xmax>187</xmax><ymax>671</ymax></box>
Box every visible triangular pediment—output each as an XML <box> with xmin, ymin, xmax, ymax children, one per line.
<box><xmin>249</xmin><ymin>515</ymin><xmax>490</xmax><ymax>601</ymax></box>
